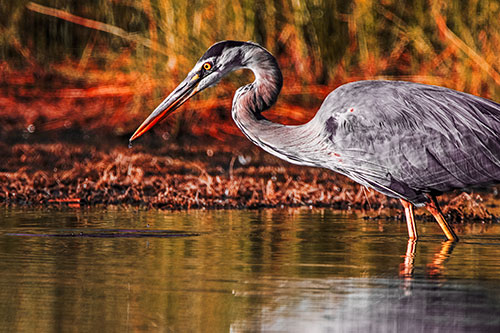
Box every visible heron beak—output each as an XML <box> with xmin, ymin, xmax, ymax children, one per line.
<box><xmin>129</xmin><ymin>73</ymin><xmax>201</xmax><ymax>142</ymax></box>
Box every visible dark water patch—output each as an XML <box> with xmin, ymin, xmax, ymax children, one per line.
<box><xmin>6</xmin><ymin>228</ymin><xmax>201</xmax><ymax>238</ymax></box>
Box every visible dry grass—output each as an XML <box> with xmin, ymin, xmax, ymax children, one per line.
<box><xmin>1</xmin><ymin>142</ymin><xmax>498</xmax><ymax>222</ymax></box>
<box><xmin>1</xmin><ymin>0</ymin><xmax>498</xmax><ymax>141</ymax></box>
<box><xmin>0</xmin><ymin>142</ymin><xmax>382</xmax><ymax>209</ymax></box>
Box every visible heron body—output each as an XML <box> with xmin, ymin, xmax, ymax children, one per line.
<box><xmin>131</xmin><ymin>40</ymin><xmax>500</xmax><ymax>241</ymax></box>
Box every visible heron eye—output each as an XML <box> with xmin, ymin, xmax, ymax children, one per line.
<box><xmin>203</xmin><ymin>62</ymin><xmax>212</xmax><ymax>71</ymax></box>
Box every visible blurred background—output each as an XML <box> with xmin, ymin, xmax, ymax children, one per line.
<box><xmin>1</xmin><ymin>0</ymin><xmax>500</xmax><ymax>144</ymax></box>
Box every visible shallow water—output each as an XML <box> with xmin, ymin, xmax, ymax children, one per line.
<box><xmin>1</xmin><ymin>207</ymin><xmax>500</xmax><ymax>332</ymax></box>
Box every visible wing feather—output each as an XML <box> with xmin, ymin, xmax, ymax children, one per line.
<box><xmin>314</xmin><ymin>80</ymin><xmax>500</xmax><ymax>204</ymax></box>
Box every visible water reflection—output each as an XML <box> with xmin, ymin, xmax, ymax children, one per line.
<box><xmin>400</xmin><ymin>240</ymin><xmax>456</xmax><ymax>278</ymax></box>
<box><xmin>232</xmin><ymin>276</ymin><xmax>500</xmax><ymax>332</ymax></box>
<box><xmin>0</xmin><ymin>208</ymin><xmax>500</xmax><ymax>331</ymax></box>
<box><xmin>427</xmin><ymin>240</ymin><xmax>456</xmax><ymax>277</ymax></box>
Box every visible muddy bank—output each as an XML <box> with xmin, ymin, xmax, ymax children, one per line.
<box><xmin>1</xmin><ymin>140</ymin><xmax>498</xmax><ymax>222</ymax></box>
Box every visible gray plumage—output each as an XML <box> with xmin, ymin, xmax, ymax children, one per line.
<box><xmin>130</xmin><ymin>40</ymin><xmax>500</xmax><ymax>235</ymax></box>
<box><xmin>219</xmin><ymin>41</ymin><xmax>500</xmax><ymax>206</ymax></box>
<box><xmin>315</xmin><ymin>81</ymin><xmax>500</xmax><ymax>205</ymax></box>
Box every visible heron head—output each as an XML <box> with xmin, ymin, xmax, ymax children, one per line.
<box><xmin>129</xmin><ymin>40</ymin><xmax>248</xmax><ymax>142</ymax></box>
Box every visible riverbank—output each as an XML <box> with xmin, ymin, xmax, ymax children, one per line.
<box><xmin>1</xmin><ymin>140</ymin><xmax>498</xmax><ymax>223</ymax></box>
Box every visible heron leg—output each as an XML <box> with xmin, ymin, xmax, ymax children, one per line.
<box><xmin>400</xmin><ymin>199</ymin><xmax>417</xmax><ymax>240</ymax></box>
<box><xmin>425</xmin><ymin>196</ymin><xmax>459</xmax><ymax>241</ymax></box>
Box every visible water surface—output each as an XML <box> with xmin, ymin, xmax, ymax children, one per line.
<box><xmin>1</xmin><ymin>207</ymin><xmax>500</xmax><ymax>332</ymax></box>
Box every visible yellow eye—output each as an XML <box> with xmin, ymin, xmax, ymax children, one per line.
<box><xmin>203</xmin><ymin>62</ymin><xmax>212</xmax><ymax>71</ymax></box>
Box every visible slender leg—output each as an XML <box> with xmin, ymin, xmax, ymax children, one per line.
<box><xmin>425</xmin><ymin>196</ymin><xmax>459</xmax><ymax>241</ymax></box>
<box><xmin>400</xmin><ymin>199</ymin><xmax>417</xmax><ymax>240</ymax></box>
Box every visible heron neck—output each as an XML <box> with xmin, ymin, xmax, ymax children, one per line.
<box><xmin>231</xmin><ymin>51</ymin><xmax>323</xmax><ymax>167</ymax></box>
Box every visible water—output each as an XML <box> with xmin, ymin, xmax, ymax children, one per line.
<box><xmin>1</xmin><ymin>207</ymin><xmax>500</xmax><ymax>332</ymax></box>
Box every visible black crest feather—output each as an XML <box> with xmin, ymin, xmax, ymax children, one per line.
<box><xmin>200</xmin><ymin>40</ymin><xmax>246</xmax><ymax>61</ymax></box>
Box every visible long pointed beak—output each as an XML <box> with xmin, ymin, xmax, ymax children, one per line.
<box><xmin>129</xmin><ymin>73</ymin><xmax>201</xmax><ymax>142</ymax></box>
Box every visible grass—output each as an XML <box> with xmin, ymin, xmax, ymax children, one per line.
<box><xmin>1</xmin><ymin>141</ymin><xmax>498</xmax><ymax>221</ymax></box>
<box><xmin>1</xmin><ymin>0</ymin><xmax>499</xmax><ymax>140</ymax></box>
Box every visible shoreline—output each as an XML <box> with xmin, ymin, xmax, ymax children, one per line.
<box><xmin>1</xmin><ymin>140</ymin><xmax>498</xmax><ymax>222</ymax></box>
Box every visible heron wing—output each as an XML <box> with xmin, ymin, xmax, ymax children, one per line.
<box><xmin>314</xmin><ymin>80</ymin><xmax>500</xmax><ymax>204</ymax></box>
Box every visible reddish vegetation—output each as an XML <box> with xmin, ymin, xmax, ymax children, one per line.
<box><xmin>0</xmin><ymin>141</ymin><xmax>365</xmax><ymax>209</ymax></box>
<box><xmin>1</xmin><ymin>141</ymin><xmax>498</xmax><ymax>222</ymax></box>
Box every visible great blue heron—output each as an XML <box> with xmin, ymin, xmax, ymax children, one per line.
<box><xmin>130</xmin><ymin>40</ymin><xmax>500</xmax><ymax>241</ymax></box>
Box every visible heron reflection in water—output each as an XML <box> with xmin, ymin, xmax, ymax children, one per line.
<box><xmin>130</xmin><ymin>41</ymin><xmax>500</xmax><ymax>241</ymax></box>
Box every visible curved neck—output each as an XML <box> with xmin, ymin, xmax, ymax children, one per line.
<box><xmin>233</xmin><ymin>45</ymin><xmax>283</xmax><ymax>116</ymax></box>
<box><xmin>231</xmin><ymin>46</ymin><xmax>323</xmax><ymax>167</ymax></box>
